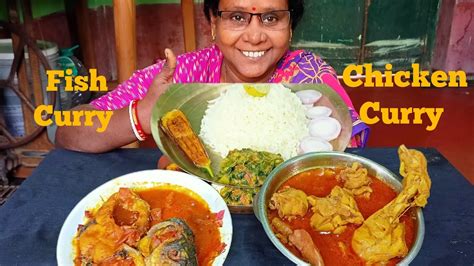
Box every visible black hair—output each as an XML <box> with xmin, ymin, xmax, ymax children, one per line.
<box><xmin>203</xmin><ymin>0</ymin><xmax>305</xmax><ymax>30</ymax></box>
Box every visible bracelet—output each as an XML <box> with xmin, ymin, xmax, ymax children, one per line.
<box><xmin>129</xmin><ymin>100</ymin><xmax>146</xmax><ymax>141</ymax></box>
<box><xmin>131</xmin><ymin>100</ymin><xmax>148</xmax><ymax>140</ymax></box>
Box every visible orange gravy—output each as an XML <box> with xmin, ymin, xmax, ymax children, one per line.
<box><xmin>137</xmin><ymin>188</ymin><xmax>222</xmax><ymax>266</ymax></box>
<box><xmin>268</xmin><ymin>168</ymin><xmax>417</xmax><ymax>266</ymax></box>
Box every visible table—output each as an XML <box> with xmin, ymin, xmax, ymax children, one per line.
<box><xmin>0</xmin><ymin>148</ymin><xmax>472</xmax><ymax>265</ymax></box>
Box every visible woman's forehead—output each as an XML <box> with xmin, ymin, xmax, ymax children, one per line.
<box><xmin>218</xmin><ymin>0</ymin><xmax>288</xmax><ymax>11</ymax></box>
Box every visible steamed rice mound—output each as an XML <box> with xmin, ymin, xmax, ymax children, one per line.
<box><xmin>199</xmin><ymin>84</ymin><xmax>308</xmax><ymax>160</ymax></box>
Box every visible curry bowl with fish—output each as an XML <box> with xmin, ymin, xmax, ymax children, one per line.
<box><xmin>57</xmin><ymin>169</ymin><xmax>232</xmax><ymax>265</ymax></box>
<box><xmin>254</xmin><ymin>146</ymin><xmax>431</xmax><ymax>265</ymax></box>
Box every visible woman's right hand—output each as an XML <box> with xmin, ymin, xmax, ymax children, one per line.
<box><xmin>138</xmin><ymin>48</ymin><xmax>177</xmax><ymax>134</ymax></box>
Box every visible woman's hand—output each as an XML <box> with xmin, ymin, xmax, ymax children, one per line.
<box><xmin>138</xmin><ymin>48</ymin><xmax>177</xmax><ymax>134</ymax></box>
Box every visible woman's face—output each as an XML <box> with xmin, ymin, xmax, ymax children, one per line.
<box><xmin>211</xmin><ymin>0</ymin><xmax>291</xmax><ymax>82</ymax></box>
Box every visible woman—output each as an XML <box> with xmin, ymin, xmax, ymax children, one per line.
<box><xmin>56</xmin><ymin>0</ymin><xmax>368</xmax><ymax>152</ymax></box>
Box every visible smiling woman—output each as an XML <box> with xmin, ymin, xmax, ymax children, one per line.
<box><xmin>55</xmin><ymin>0</ymin><xmax>369</xmax><ymax>153</ymax></box>
<box><xmin>209</xmin><ymin>0</ymin><xmax>293</xmax><ymax>82</ymax></box>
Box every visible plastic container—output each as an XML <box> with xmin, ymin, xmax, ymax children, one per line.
<box><xmin>0</xmin><ymin>39</ymin><xmax>59</xmax><ymax>137</ymax></box>
<box><xmin>57</xmin><ymin>45</ymin><xmax>91</xmax><ymax>110</ymax></box>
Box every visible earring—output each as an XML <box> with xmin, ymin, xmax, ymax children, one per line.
<box><xmin>289</xmin><ymin>31</ymin><xmax>293</xmax><ymax>43</ymax></box>
<box><xmin>211</xmin><ymin>29</ymin><xmax>216</xmax><ymax>41</ymax></box>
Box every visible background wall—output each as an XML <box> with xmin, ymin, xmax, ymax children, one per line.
<box><xmin>293</xmin><ymin>0</ymin><xmax>439</xmax><ymax>72</ymax></box>
<box><xmin>1</xmin><ymin>0</ymin><xmax>472</xmax><ymax>78</ymax></box>
<box><xmin>432</xmin><ymin>0</ymin><xmax>474</xmax><ymax>75</ymax></box>
<box><xmin>0</xmin><ymin>0</ymin><xmax>210</xmax><ymax>80</ymax></box>
<box><xmin>82</xmin><ymin>2</ymin><xmax>211</xmax><ymax>81</ymax></box>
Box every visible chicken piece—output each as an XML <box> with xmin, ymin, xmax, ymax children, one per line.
<box><xmin>271</xmin><ymin>217</ymin><xmax>293</xmax><ymax>244</ymax></box>
<box><xmin>269</xmin><ymin>186</ymin><xmax>309</xmax><ymax>221</ymax></box>
<box><xmin>308</xmin><ymin>186</ymin><xmax>364</xmax><ymax>234</ymax></box>
<box><xmin>337</xmin><ymin>162</ymin><xmax>373</xmax><ymax>199</ymax></box>
<box><xmin>399</xmin><ymin>145</ymin><xmax>431</xmax><ymax>207</ymax></box>
<box><xmin>271</xmin><ymin>217</ymin><xmax>324</xmax><ymax>266</ymax></box>
<box><xmin>289</xmin><ymin>230</ymin><xmax>325</xmax><ymax>266</ymax></box>
<box><xmin>352</xmin><ymin>145</ymin><xmax>431</xmax><ymax>264</ymax></box>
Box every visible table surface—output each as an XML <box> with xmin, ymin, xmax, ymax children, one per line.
<box><xmin>0</xmin><ymin>148</ymin><xmax>472</xmax><ymax>265</ymax></box>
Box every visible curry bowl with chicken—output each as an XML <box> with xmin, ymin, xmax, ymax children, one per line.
<box><xmin>57</xmin><ymin>169</ymin><xmax>232</xmax><ymax>265</ymax></box>
<box><xmin>254</xmin><ymin>145</ymin><xmax>430</xmax><ymax>265</ymax></box>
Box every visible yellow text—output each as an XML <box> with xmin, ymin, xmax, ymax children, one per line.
<box><xmin>359</xmin><ymin>101</ymin><xmax>444</xmax><ymax>131</ymax></box>
<box><xmin>46</xmin><ymin>69</ymin><xmax>108</xmax><ymax>92</ymax></box>
<box><xmin>343</xmin><ymin>63</ymin><xmax>467</xmax><ymax>88</ymax></box>
<box><xmin>34</xmin><ymin>105</ymin><xmax>113</xmax><ymax>133</ymax></box>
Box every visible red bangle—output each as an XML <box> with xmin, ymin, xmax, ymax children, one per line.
<box><xmin>131</xmin><ymin>100</ymin><xmax>147</xmax><ymax>140</ymax></box>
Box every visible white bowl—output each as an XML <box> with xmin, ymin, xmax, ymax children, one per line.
<box><xmin>309</xmin><ymin>117</ymin><xmax>342</xmax><ymax>141</ymax></box>
<box><xmin>57</xmin><ymin>169</ymin><xmax>233</xmax><ymax>266</ymax></box>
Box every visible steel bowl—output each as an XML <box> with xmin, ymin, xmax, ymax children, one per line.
<box><xmin>254</xmin><ymin>152</ymin><xmax>425</xmax><ymax>265</ymax></box>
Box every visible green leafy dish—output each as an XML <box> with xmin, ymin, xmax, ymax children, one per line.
<box><xmin>215</xmin><ymin>149</ymin><xmax>283</xmax><ymax>208</ymax></box>
<box><xmin>217</xmin><ymin>149</ymin><xmax>284</xmax><ymax>187</ymax></box>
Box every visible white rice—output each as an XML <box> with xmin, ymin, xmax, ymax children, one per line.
<box><xmin>199</xmin><ymin>84</ymin><xmax>308</xmax><ymax>160</ymax></box>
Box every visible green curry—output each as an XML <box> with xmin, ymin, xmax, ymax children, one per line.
<box><xmin>218</xmin><ymin>149</ymin><xmax>284</xmax><ymax>187</ymax></box>
<box><xmin>219</xmin><ymin>186</ymin><xmax>258</xmax><ymax>206</ymax></box>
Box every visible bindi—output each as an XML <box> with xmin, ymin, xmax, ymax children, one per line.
<box><xmin>252</xmin><ymin>7</ymin><xmax>256</xmax><ymax>11</ymax></box>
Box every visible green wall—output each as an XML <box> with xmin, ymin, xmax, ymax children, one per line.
<box><xmin>0</xmin><ymin>0</ymin><xmax>64</xmax><ymax>19</ymax></box>
<box><xmin>0</xmin><ymin>2</ymin><xmax>7</xmax><ymax>21</ymax></box>
<box><xmin>88</xmin><ymin>0</ymin><xmax>181</xmax><ymax>9</ymax></box>
<box><xmin>292</xmin><ymin>0</ymin><xmax>440</xmax><ymax>72</ymax></box>
<box><xmin>31</xmin><ymin>0</ymin><xmax>65</xmax><ymax>18</ymax></box>
<box><xmin>0</xmin><ymin>0</ymin><xmax>189</xmax><ymax>21</ymax></box>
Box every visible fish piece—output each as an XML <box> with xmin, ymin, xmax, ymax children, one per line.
<box><xmin>352</xmin><ymin>145</ymin><xmax>431</xmax><ymax>264</ymax></box>
<box><xmin>269</xmin><ymin>186</ymin><xmax>309</xmax><ymax>221</ymax></box>
<box><xmin>308</xmin><ymin>186</ymin><xmax>364</xmax><ymax>234</ymax></box>
<box><xmin>96</xmin><ymin>188</ymin><xmax>151</xmax><ymax>238</ymax></box>
<box><xmin>138</xmin><ymin>218</ymin><xmax>198</xmax><ymax>266</ymax></box>
<box><xmin>161</xmin><ymin>109</ymin><xmax>214</xmax><ymax>178</ymax></box>
<box><xmin>76</xmin><ymin>188</ymin><xmax>151</xmax><ymax>264</ymax></box>
<box><xmin>98</xmin><ymin>245</ymin><xmax>145</xmax><ymax>266</ymax></box>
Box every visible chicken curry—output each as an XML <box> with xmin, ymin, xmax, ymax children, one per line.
<box><xmin>267</xmin><ymin>145</ymin><xmax>431</xmax><ymax>265</ymax></box>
